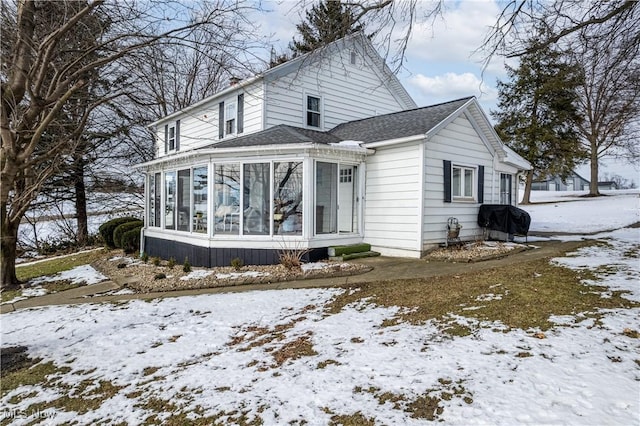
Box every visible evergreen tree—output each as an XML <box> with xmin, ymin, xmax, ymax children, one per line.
<box><xmin>492</xmin><ymin>34</ymin><xmax>585</xmax><ymax>204</ymax></box>
<box><xmin>290</xmin><ymin>0</ymin><xmax>364</xmax><ymax>56</ymax></box>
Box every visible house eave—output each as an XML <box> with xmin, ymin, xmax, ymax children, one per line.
<box><xmin>147</xmin><ymin>75</ymin><xmax>263</xmax><ymax>129</ymax></box>
<box><xmin>134</xmin><ymin>143</ymin><xmax>374</xmax><ymax>170</ymax></box>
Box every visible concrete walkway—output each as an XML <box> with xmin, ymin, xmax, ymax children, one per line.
<box><xmin>0</xmin><ymin>239</ymin><xmax>586</xmax><ymax>314</ymax></box>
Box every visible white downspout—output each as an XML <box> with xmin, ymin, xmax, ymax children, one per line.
<box><xmin>417</xmin><ymin>137</ymin><xmax>427</xmax><ymax>255</ymax></box>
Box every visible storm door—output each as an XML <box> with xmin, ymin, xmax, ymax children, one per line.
<box><xmin>338</xmin><ymin>165</ymin><xmax>358</xmax><ymax>233</ymax></box>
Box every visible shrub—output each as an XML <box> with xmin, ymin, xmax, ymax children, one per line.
<box><xmin>99</xmin><ymin>217</ymin><xmax>138</xmax><ymax>249</ymax></box>
<box><xmin>38</xmin><ymin>236</ymin><xmax>76</xmax><ymax>255</ymax></box>
<box><xmin>140</xmin><ymin>252</ymin><xmax>149</xmax><ymax>263</ymax></box>
<box><xmin>152</xmin><ymin>257</ymin><xmax>161</xmax><ymax>267</ymax></box>
<box><xmin>167</xmin><ymin>257</ymin><xmax>176</xmax><ymax>269</ymax></box>
<box><xmin>278</xmin><ymin>247</ymin><xmax>311</xmax><ymax>271</ymax></box>
<box><xmin>279</xmin><ymin>251</ymin><xmax>302</xmax><ymax>271</ymax></box>
<box><xmin>154</xmin><ymin>273</ymin><xmax>166</xmax><ymax>280</ymax></box>
<box><xmin>121</xmin><ymin>226</ymin><xmax>142</xmax><ymax>254</ymax></box>
<box><xmin>113</xmin><ymin>220</ymin><xmax>143</xmax><ymax>249</ymax></box>
<box><xmin>230</xmin><ymin>257</ymin><xmax>244</xmax><ymax>271</ymax></box>
<box><xmin>183</xmin><ymin>258</ymin><xmax>192</xmax><ymax>273</ymax></box>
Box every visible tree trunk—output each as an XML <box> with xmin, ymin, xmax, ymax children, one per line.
<box><xmin>521</xmin><ymin>170</ymin><xmax>533</xmax><ymax>204</ymax></box>
<box><xmin>588</xmin><ymin>148</ymin><xmax>600</xmax><ymax>196</ymax></box>
<box><xmin>74</xmin><ymin>159</ymin><xmax>89</xmax><ymax>246</ymax></box>
<box><xmin>1</xmin><ymin>214</ymin><xmax>21</xmax><ymax>290</ymax></box>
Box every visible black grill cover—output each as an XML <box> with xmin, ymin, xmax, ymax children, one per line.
<box><xmin>478</xmin><ymin>204</ymin><xmax>531</xmax><ymax>235</ymax></box>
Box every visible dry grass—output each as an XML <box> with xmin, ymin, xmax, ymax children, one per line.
<box><xmin>270</xmin><ymin>333</ymin><xmax>317</xmax><ymax>367</ymax></box>
<box><xmin>15</xmin><ymin>249</ymin><xmax>106</xmax><ymax>281</ymax></box>
<box><xmin>328</xmin><ymin>252</ymin><xmax>638</xmax><ymax>332</ymax></box>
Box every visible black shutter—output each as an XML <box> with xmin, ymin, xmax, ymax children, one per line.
<box><xmin>218</xmin><ymin>101</ymin><xmax>224</xmax><ymax>139</ymax></box>
<box><xmin>508</xmin><ymin>174</ymin><xmax>513</xmax><ymax>205</ymax></box>
<box><xmin>164</xmin><ymin>124</ymin><xmax>168</xmax><ymax>154</ymax></box>
<box><xmin>175</xmin><ymin>119</ymin><xmax>180</xmax><ymax>151</ymax></box>
<box><xmin>237</xmin><ymin>94</ymin><xmax>244</xmax><ymax>134</ymax></box>
<box><xmin>478</xmin><ymin>165</ymin><xmax>485</xmax><ymax>204</ymax></box>
<box><xmin>443</xmin><ymin>160</ymin><xmax>452</xmax><ymax>203</ymax></box>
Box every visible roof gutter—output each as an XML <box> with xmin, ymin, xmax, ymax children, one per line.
<box><xmin>363</xmin><ymin>134</ymin><xmax>426</xmax><ymax>148</ymax></box>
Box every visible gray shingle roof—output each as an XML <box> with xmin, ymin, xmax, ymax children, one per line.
<box><xmin>200</xmin><ymin>97</ymin><xmax>473</xmax><ymax>150</ymax></box>
<box><xmin>330</xmin><ymin>97</ymin><xmax>473</xmax><ymax>143</ymax></box>
<box><xmin>204</xmin><ymin>124</ymin><xmax>341</xmax><ymax>149</ymax></box>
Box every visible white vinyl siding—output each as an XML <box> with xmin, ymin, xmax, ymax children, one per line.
<box><xmin>265</xmin><ymin>49</ymin><xmax>410</xmax><ymax>130</ymax></box>
<box><xmin>363</xmin><ymin>141</ymin><xmax>422</xmax><ymax>255</ymax></box>
<box><xmin>422</xmin><ymin>115</ymin><xmax>493</xmax><ymax>248</ymax></box>
<box><xmin>154</xmin><ymin>81</ymin><xmax>264</xmax><ymax>156</ymax></box>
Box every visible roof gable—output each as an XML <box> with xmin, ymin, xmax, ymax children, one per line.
<box><xmin>150</xmin><ymin>33</ymin><xmax>416</xmax><ymax>128</ymax></box>
<box><xmin>264</xmin><ymin>32</ymin><xmax>415</xmax><ymax>110</ymax></box>
<box><xmin>330</xmin><ymin>97</ymin><xmax>472</xmax><ymax>143</ymax></box>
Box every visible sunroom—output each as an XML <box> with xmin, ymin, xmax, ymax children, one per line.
<box><xmin>139</xmin><ymin>129</ymin><xmax>372</xmax><ymax>267</ymax></box>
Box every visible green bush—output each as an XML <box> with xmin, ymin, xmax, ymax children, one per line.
<box><xmin>152</xmin><ymin>257</ymin><xmax>161</xmax><ymax>267</ymax></box>
<box><xmin>99</xmin><ymin>217</ymin><xmax>138</xmax><ymax>249</ymax></box>
<box><xmin>183</xmin><ymin>258</ymin><xmax>192</xmax><ymax>273</ymax></box>
<box><xmin>230</xmin><ymin>257</ymin><xmax>244</xmax><ymax>271</ymax></box>
<box><xmin>167</xmin><ymin>257</ymin><xmax>176</xmax><ymax>269</ymax></box>
<box><xmin>121</xmin><ymin>226</ymin><xmax>142</xmax><ymax>254</ymax></box>
<box><xmin>140</xmin><ymin>252</ymin><xmax>149</xmax><ymax>263</ymax></box>
<box><xmin>113</xmin><ymin>220</ymin><xmax>143</xmax><ymax>249</ymax></box>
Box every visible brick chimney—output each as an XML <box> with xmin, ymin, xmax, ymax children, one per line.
<box><xmin>229</xmin><ymin>76</ymin><xmax>240</xmax><ymax>86</ymax></box>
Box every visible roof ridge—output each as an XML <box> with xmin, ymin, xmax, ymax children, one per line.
<box><xmin>330</xmin><ymin>96</ymin><xmax>474</xmax><ymax>133</ymax></box>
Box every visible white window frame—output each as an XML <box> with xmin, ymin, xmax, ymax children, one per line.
<box><xmin>452</xmin><ymin>164</ymin><xmax>476</xmax><ymax>201</ymax></box>
<box><xmin>305</xmin><ymin>94</ymin><xmax>322</xmax><ymax>129</ymax></box>
<box><xmin>168</xmin><ymin>125</ymin><xmax>176</xmax><ymax>151</ymax></box>
<box><xmin>225</xmin><ymin>101</ymin><xmax>236</xmax><ymax>135</ymax></box>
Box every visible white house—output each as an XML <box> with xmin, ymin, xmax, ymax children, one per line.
<box><xmin>136</xmin><ymin>33</ymin><xmax>531</xmax><ymax>266</ymax></box>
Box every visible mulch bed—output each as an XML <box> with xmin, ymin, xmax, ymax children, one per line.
<box><xmin>93</xmin><ymin>254</ymin><xmax>372</xmax><ymax>293</ymax></box>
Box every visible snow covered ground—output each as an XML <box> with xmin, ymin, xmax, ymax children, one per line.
<box><xmin>1</xmin><ymin>191</ymin><xmax>639</xmax><ymax>425</ymax></box>
<box><xmin>521</xmin><ymin>189</ymin><xmax>639</xmax><ymax>234</ymax></box>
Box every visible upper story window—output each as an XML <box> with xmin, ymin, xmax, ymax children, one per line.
<box><xmin>452</xmin><ymin>165</ymin><xmax>475</xmax><ymax>199</ymax></box>
<box><xmin>168</xmin><ymin>126</ymin><xmax>176</xmax><ymax>150</ymax></box>
<box><xmin>164</xmin><ymin>120</ymin><xmax>180</xmax><ymax>153</ymax></box>
<box><xmin>306</xmin><ymin>95</ymin><xmax>321</xmax><ymax>128</ymax></box>
<box><xmin>219</xmin><ymin>94</ymin><xmax>244</xmax><ymax>139</ymax></box>
<box><xmin>225</xmin><ymin>102</ymin><xmax>236</xmax><ymax>135</ymax></box>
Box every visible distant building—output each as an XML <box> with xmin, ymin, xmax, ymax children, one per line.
<box><xmin>597</xmin><ymin>181</ymin><xmax>618</xmax><ymax>190</ymax></box>
<box><xmin>531</xmin><ymin>171</ymin><xmax>590</xmax><ymax>191</ymax></box>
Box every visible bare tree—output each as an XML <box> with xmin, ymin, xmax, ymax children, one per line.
<box><xmin>570</xmin><ymin>21</ymin><xmax>640</xmax><ymax>196</ymax></box>
<box><xmin>482</xmin><ymin>1</ymin><xmax>638</xmax><ymax>64</ymax></box>
<box><xmin>0</xmin><ymin>0</ymin><xmax>263</xmax><ymax>289</ymax></box>
<box><xmin>481</xmin><ymin>0</ymin><xmax>640</xmax><ymax>198</ymax></box>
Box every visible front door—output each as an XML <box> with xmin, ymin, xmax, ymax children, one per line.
<box><xmin>339</xmin><ymin>166</ymin><xmax>358</xmax><ymax>233</ymax></box>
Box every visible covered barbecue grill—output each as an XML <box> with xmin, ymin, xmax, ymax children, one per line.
<box><xmin>477</xmin><ymin>204</ymin><xmax>531</xmax><ymax>240</ymax></box>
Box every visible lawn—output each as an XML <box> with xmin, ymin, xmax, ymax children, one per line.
<box><xmin>1</xmin><ymin>192</ymin><xmax>639</xmax><ymax>425</ymax></box>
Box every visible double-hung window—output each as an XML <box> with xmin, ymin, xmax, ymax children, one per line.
<box><xmin>452</xmin><ymin>165</ymin><xmax>475</xmax><ymax>199</ymax></box>
<box><xmin>168</xmin><ymin>126</ymin><xmax>176</xmax><ymax>151</ymax></box>
<box><xmin>165</xmin><ymin>120</ymin><xmax>180</xmax><ymax>152</ymax></box>
<box><xmin>306</xmin><ymin>95</ymin><xmax>321</xmax><ymax>128</ymax></box>
<box><xmin>225</xmin><ymin>102</ymin><xmax>236</xmax><ymax>135</ymax></box>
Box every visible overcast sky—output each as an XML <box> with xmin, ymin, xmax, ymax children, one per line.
<box><xmin>255</xmin><ymin>1</ymin><xmax>639</xmax><ymax>184</ymax></box>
